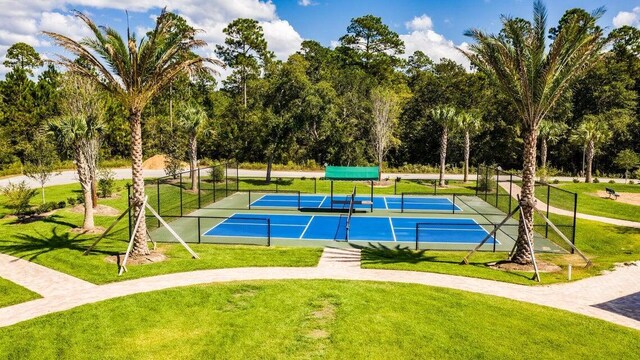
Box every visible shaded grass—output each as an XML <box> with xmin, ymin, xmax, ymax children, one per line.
<box><xmin>0</xmin><ymin>277</ymin><xmax>40</xmax><ymax>308</ymax></box>
<box><xmin>0</xmin><ymin>182</ymin><xmax>322</xmax><ymax>285</ymax></box>
<box><xmin>0</xmin><ymin>280</ymin><xmax>638</xmax><ymax>359</ymax></box>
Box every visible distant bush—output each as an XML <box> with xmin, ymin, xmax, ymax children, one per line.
<box><xmin>573</xmin><ymin>178</ymin><xmax>580</xmax><ymax>183</ymax></box>
<box><xmin>300</xmin><ymin>176</ymin><xmax>307</xmax><ymax>181</ymax></box>
<box><xmin>478</xmin><ymin>172</ymin><xmax>495</xmax><ymax>192</ymax></box>
<box><xmin>593</xmin><ymin>178</ymin><xmax>600</xmax><ymax>183</ymax></box>
<box><xmin>67</xmin><ymin>197</ymin><xmax>76</xmax><ymax>206</ymax></box>
<box><xmin>36</xmin><ymin>201</ymin><xmax>59</xmax><ymax>214</ymax></box>
<box><xmin>211</xmin><ymin>166</ymin><xmax>225</xmax><ymax>182</ymax></box>
<box><xmin>57</xmin><ymin>201</ymin><xmax>66</xmax><ymax>209</ymax></box>
<box><xmin>76</xmin><ymin>193</ymin><xmax>84</xmax><ymax>204</ymax></box>
<box><xmin>1</xmin><ymin>181</ymin><xmax>37</xmax><ymax>217</ymax></box>
<box><xmin>609</xmin><ymin>180</ymin><xmax>616</xmax><ymax>184</ymax></box>
<box><xmin>629</xmin><ymin>180</ymin><xmax>635</xmax><ymax>185</ymax></box>
<box><xmin>98</xmin><ymin>169</ymin><xmax>116</xmax><ymax>198</ymax></box>
<box><xmin>552</xmin><ymin>179</ymin><xmax>560</xmax><ymax>184</ymax></box>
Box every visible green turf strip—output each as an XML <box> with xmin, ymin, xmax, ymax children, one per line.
<box><xmin>0</xmin><ymin>280</ymin><xmax>638</xmax><ymax>359</ymax></box>
<box><xmin>0</xmin><ymin>277</ymin><xmax>40</xmax><ymax>308</ymax></box>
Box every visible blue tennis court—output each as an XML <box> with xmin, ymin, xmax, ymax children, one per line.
<box><xmin>203</xmin><ymin>213</ymin><xmax>496</xmax><ymax>244</ymax></box>
<box><xmin>249</xmin><ymin>194</ymin><xmax>462</xmax><ymax>211</ymax></box>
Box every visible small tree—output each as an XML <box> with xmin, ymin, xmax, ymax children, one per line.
<box><xmin>177</xmin><ymin>102</ymin><xmax>207</xmax><ymax>191</ymax></box>
<box><xmin>614</xmin><ymin>149</ymin><xmax>640</xmax><ymax>182</ymax></box>
<box><xmin>571</xmin><ymin>115</ymin><xmax>611</xmax><ymax>183</ymax></box>
<box><xmin>1</xmin><ymin>181</ymin><xmax>37</xmax><ymax>217</ymax></box>
<box><xmin>538</xmin><ymin>119</ymin><xmax>568</xmax><ymax>170</ymax></box>
<box><xmin>456</xmin><ymin>110</ymin><xmax>483</xmax><ymax>182</ymax></box>
<box><xmin>23</xmin><ymin>134</ymin><xmax>59</xmax><ymax>204</ymax></box>
<box><xmin>370</xmin><ymin>87</ymin><xmax>401</xmax><ymax>180</ymax></box>
<box><xmin>431</xmin><ymin>106</ymin><xmax>458</xmax><ymax>186</ymax></box>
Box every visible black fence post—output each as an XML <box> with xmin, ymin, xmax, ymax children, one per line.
<box><xmin>297</xmin><ymin>191</ymin><xmax>301</xmax><ymax>210</ymax></box>
<box><xmin>198</xmin><ymin>167</ymin><xmax>201</xmax><ymax>209</ymax></box>
<box><xmin>314</xmin><ymin>177</ymin><xmax>317</xmax><ymax>194</ymax></box>
<box><xmin>156</xmin><ymin>180</ymin><xmax>161</xmax><ymax>228</ymax></box>
<box><xmin>394</xmin><ymin>178</ymin><xmax>397</xmax><ymax>195</ymax></box>
<box><xmin>452</xmin><ymin>194</ymin><xmax>456</xmax><ymax>214</ymax></box>
<box><xmin>267</xmin><ymin>218</ymin><xmax>271</xmax><ymax>246</ymax></box>
<box><xmin>197</xmin><ymin>217</ymin><xmax>201</xmax><ymax>244</ymax></box>
<box><xmin>236</xmin><ymin>163</ymin><xmax>239</xmax><ymax>191</ymax></box>
<box><xmin>484</xmin><ymin>165</ymin><xmax>489</xmax><ymax>201</ymax></box>
<box><xmin>493</xmin><ymin>225</ymin><xmax>497</xmax><ymax>252</ymax></box>
<box><xmin>571</xmin><ymin>193</ymin><xmax>578</xmax><ymax>253</ymax></box>
<box><xmin>213</xmin><ymin>177</ymin><xmax>217</xmax><ymax>203</ymax></box>
<box><xmin>509</xmin><ymin>174</ymin><xmax>513</xmax><ymax>213</ymax></box>
<box><xmin>370</xmin><ymin>181</ymin><xmax>374</xmax><ymax>212</ymax></box>
<box><xmin>248</xmin><ymin>190</ymin><xmax>252</xmax><ymax>210</ymax></box>
<box><xmin>179</xmin><ymin>172</ymin><xmax>183</xmax><ymax>217</ymax></box>
<box><xmin>433</xmin><ymin>180</ymin><xmax>437</xmax><ymax>195</ymax></box>
<box><xmin>276</xmin><ymin>181</ymin><xmax>279</xmax><ymax>193</ymax></box>
<box><xmin>401</xmin><ymin>193</ymin><xmax>405</xmax><ymax>213</ymax></box>
<box><xmin>495</xmin><ymin>168</ymin><xmax>499</xmax><ymax>207</ymax></box>
<box><xmin>330</xmin><ymin>181</ymin><xmax>334</xmax><ymax>210</ymax></box>
<box><xmin>545</xmin><ymin>186</ymin><xmax>551</xmax><ymax>238</ymax></box>
<box><xmin>415</xmin><ymin>223</ymin><xmax>419</xmax><ymax>251</ymax></box>
<box><xmin>225</xmin><ymin>162</ymin><xmax>229</xmax><ymax>197</ymax></box>
<box><xmin>475</xmin><ymin>165</ymin><xmax>480</xmax><ymax>197</ymax></box>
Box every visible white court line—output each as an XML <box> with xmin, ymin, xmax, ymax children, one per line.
<box><xmin>389</xmin><ymin>217</ymin><xmax>397</xmax><ymax>241</ymax></box>
<box><xmin>317</xmin><ymin>196</ymin><xmax>329</xmax><ymax>208</ymax></box>
<box><xmin>299</xmin><ymin>215</ymin><xmax>315</xmax><ymax>239</ymax></box>
<box><xmin>201</xmin><ymin>212</ymin><xmax>239</xmax><ymax>235</ymax></box>
<box><xmin>248</xmin><ymin>194</ymin><xmax>267</xmax><ymax>207</ymax></box>
<box><xmin>383</xmin><ymin>196</ymin><xmax>389</xmax><ymax>210</ymax></box>
<box><xmin>396</xmin><ymin>227</ymin><xmax>485</xmax><ymax>232</ymax></box>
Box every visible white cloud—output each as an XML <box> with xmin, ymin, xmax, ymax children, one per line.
<box><xmin>613</xmin><ymin>7</ymin><xmax>640</xmax><ymax>28</ymax></box>
<box><xmin>400</xmin><ymin>15</ymin><xmax>470</xmax><ymax>69</ymax></box>
<box><xmin>405</xmin><ymin>14</ymin><xmax>433</xmax><ymax>31</ymax></box>
<box><xmin>298</xmin><ymin>0</ymin><xmax>316</xmax><ymax>6</ymax></box>
<box><xmin>261</xmin><ymin>20</ymin><xmax>304</xmax><ymax>60</ymax></box>
<box><xmin>40</xmin><ymin>12</ymin><xmax>93</xmax><ymax>41</ymax></box>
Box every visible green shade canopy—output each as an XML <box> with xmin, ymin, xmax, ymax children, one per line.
<box><xmin>325</xmin><ymin>166</ymin><xmax>379</xmax><ymax>181</ymax></box>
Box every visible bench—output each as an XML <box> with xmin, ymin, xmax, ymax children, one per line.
<box><xmin>605</xmin><ymin>187</ymin><xmax>620</xmax><ymax>200</ymax></box>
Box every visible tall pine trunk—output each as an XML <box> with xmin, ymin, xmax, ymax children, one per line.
<box><xmin>439</xmin><ymin>126</ymin><xmax>448</xmax><ymax>187</ymax></box>
<box><xmin>129</xmin><ymin>110</ymin><xmax>149</xmax><ymax>256</ymax></box>
<box><xmin>190</xmin><ymin>136</ymin><xmax>198</xmax><ymax>191</ymax></box>
<box><xmin>463</xmin><ymin>131</ymin><xmax>470</xmax><ymax>182</ymax></box>
<box><xmin>512</xmin><ymin>127</ymin><xmax>537</xmax><ymax>264</ymax></box>
<box><xmin>585</xmin><ymin>140</ymin><xmax>594</xmax><ymax>183</ymax></box>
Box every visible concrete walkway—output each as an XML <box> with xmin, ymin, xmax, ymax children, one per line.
<box><xmin>1</xmin><ymin>249</ymin><xmax>639</xmax><ymax>331</ymax></box>
<box><xmin>498</xmin><ymin>182</ymin><xmax>640</xmax><ymax>228</ymax></box>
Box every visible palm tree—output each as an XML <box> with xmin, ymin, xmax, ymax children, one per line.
<box><xmin>44</xmin><ymin>10</ymin><xmax>222</xmax><ymax>256</ymax></box>
<box><xmin>177</xmin><ymin>103</ymin><xmax>208</xmax><ymax>192</ymax></box>
<box><xmin>571</xmin><ymin>115</ymin><xmax>611</xmax><ymax>183</ymax></box>
<box><xmin>50</xmin><ymin>74</ymin><xmax>105</xmax><ymax>230</ymax></box>
<box><xmin>461</xmin><ymin>1</ymin><xmax>606</xmax><ymax>264</ymax></box>
<box><xmin>430</xmin><ymin>106</ymin><xmax>458</xmax><ymax>187</ymax></box>
<box><xmin>538</xmin><ymin>119</ymin><xmax>568</xmax><ymax>170</ymax></box>
<box><xmin>456</xmin><ymin>110</ymin><xmax>482</xmax><ymax>182</ymax></box>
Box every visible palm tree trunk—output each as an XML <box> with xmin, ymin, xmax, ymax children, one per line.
<box><xmin>585</xmin><ymin>140</ymin><xmax>594</xmax><ymax>183</ymax></box>
<box><xmin>439</xmin><ymin>127</ymin><xmax>448</xmax><ymax>187</ymax></box>
<box><xmin>463</xmin><ymin>131</ymin><xmax>470</xmax><ymax>183</ymax></box>
<box><xmin>512</xmin><ymin>127</ymin><xmax>538</xmax><ymax>265</ymax></box>
<box><xmin>190</xmin><ymin>136</ymin><xmax>198</xmax><ymax>191</ymax></box>
<box><xmin>91</xmin><ymin>177</ymin><xmax>98</xmax><ymax>208</ymax></box>
<box><xmin>540</xmin><ymin>137</ymin><xmax>548</xmax><ymax>169</ymax></box>
<box><xmin>129</xmin><ymin>109</ymin><xmax>149</xmax><ymax>256</ymax></box>
<box><xmin>75</xmin><ymin>147</ymin><xmax>94</xmax><ymax>230</ymax></box>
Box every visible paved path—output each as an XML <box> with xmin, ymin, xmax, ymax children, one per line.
<box><xmin>498</xmin><ymin>182</ymin><xmax>640</xmax><ymax>228</ymax></box>
<box><xmin>1</xmin><ymin>249</ymin><xmax>639</xmax><ymax>331</ymax></box>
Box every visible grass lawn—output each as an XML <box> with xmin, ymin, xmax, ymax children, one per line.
<box><xmin>362</xmin><ymin>217</ymin><xmax>640</xmax><ymax>285</ymax></box>
<box><xmin>0</xmin><ymin>277</ymin><xmax>40</xmax><ymax>308</ymax></box>
<box><xmin>535</xmin><ymin>182</ymin><xmax>640</xmax><ymax>222</ymax></box>
<box><xmin>0</xmin><ymin>280</ymin><xmax>638</xmax><ymax>359</ymax></box>
<box><xmin>0</xmin><ymin>181</ymin><xmax>322</xmax><ymax>285</ymax></box>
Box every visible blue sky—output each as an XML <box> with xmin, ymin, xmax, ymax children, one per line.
<box><xmin>0</xmin><ymin>0</ymin><xmax>638</xmax><ymax>78</ymax></box>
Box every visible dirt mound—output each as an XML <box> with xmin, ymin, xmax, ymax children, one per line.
<box><xmin>104</xmin><ymin>251</ymin><xmax>167</xmax><ymax>265</ymax></box>
<box><xmin>489</xmin><ymin>260</ymin><xmax>562</xmax><ymax>273</ymax></box>
<box><xmin>142</xmin><ymin>154</ymin><xmax>168</xmax><ymax>170</ymax></box>
<box><xmin>595</xmin><ymin>191</ymin><xmax>640</xmax><ymax>206</ymax></box>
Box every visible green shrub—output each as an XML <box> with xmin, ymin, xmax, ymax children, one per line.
<box><xmin>552</xmin><ymin>179</ymin><xmax>560</xmax><ymax>184</ymax></box>
<box><xmin>629</xmin><ymin>180</ymin><xmax>635</xmax><ymax>185</ymax></box>
<box><xmin>300</xmin><ymin>176</ymin><xmax>307</xmax><ymax>180</ymax></box>
<box><xmin>76</xmin><ymin>193</ymin><xmax>84</xmax><ymax>204</ymax></box>
<box><xmin>573</xmin><ymin>178</ymin><xmax>580</xmax><ymax>183</ymax></box>
<box><xmin>608</xmin><ymin>179</ymin><xmax>616</xmax><ymax>184</ymax></box>
<box><xmin>477</xmin><ymin>172</ymin><xmax>495</xmax><ymax>192</ymax></box>
<box><xmin>36</xmin><ymin>201</ymin><xmax>59</xmax><ymax>214</ymax></box>
<box><xmin>98</xmin><ymin>169</ymin><xmax>116</xmax><ymax>198</ymax></box>
<box><xmin>593</xmin><ymin>178</ymin><xmax>600</xmax><ymax>183</ymax></box>
<box><xmin>57</xmin><ymin>201</ymin><xmax>66</xmax><ymax>209</ymax></box>
<box><xmin>67</xmin><ymin>197</ymin><xmax>76</xmax><ymax>206</ymax></box>
<box><xmin>211</xmin><ymin>166</ymin><xmax>225</xmax><ymax>182</ymax></box>
<box><xmin>1</xmin><ymin>181</ymin><xmax>37</xmax><ymax>216</ymax></box>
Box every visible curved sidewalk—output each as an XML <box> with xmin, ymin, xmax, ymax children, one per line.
<box><xmin>498</xmin><ymin>182</ymin><xmax>640</xmax><ymax>228</ymax></box>
<box><xmin>0</xmin><ymin>249</ymin><xmax>639</xmax><ymax>331</ymax></box>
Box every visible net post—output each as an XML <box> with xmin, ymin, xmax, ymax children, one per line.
<box><xmin>571</xmin><ymin>193</ymin><xmax>578</xmax><ymax>253</ymax></box>
<box><xmin>198</xmin><ymin>167</ymin><xmax>201</xmax><ymax>209</ymax></box>
<box><xmin>452</xmin><ymin>194</ymin><xmax>456</xmax><ymax>214</ymax></box>
<box><xmin>493</xmin><ymin>224</ymin><xmax>497</xmax><ymax>252</ymax></box>
<box><xmin>415</xmin><ymin>223</ymin><xmax>419</xmax><ymax>251</ymax></box>
<box><xmin>248</xmin><ymin>190</ymin><xmax>252</xmax><ymax>210</ymax></box>
<box><xmin>545</xmin><ymin>185</ymin><xmax>551</xmax><ymax>238</ymax></box>
<box><xmin>156</xmin><ymin>180</ymin><xmax>161</xmax><ymax>228</ymax></box>
<box><xmin>179</xmin><ymin>172</ymin><xmax>183</xmax><ymax>217</ymax></box>
<box><xmin>330</xmin><ymin>181</ymin><xmax>334</xmax><ymax>210</ymax></box>
<box><xmin>370</xmin><ymin>181</ymin><xmax>374</xmax><ymax>212</ymax></box>
<box><xmin>401</xmin><ymin>193</ymin><xmax>405</xmax><ymax>213</ymax></box>
<box><xmin>267</xmin><ymin>218</ymin><xmax>271</xmax><ymax>246</ymax></box>
<box><xmin>198</xmin><ymin>217</ymin><xmax>201</xmax><ymax>244</ymax></box>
